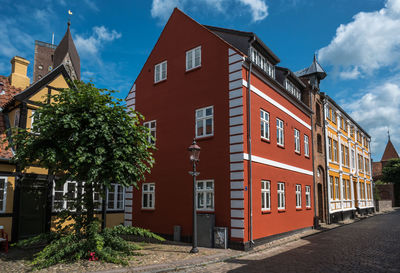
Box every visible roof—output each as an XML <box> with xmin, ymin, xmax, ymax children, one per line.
<box><xmin>0</xmin><ymin>76</ymin><xmax>24</xmax><ymax>159</ymax></box>
<box><xmin>53</xmin><ymin>22</ymin><xmax>80</xmax><ymax>80</ymax></box>
<box><xmin>204</xmin><ymin>25</ymin><xmax>280</xmax><ymax>64</ymax></box>
<box><xmin>275</xmin><ymin>66</ymin><xmax>306</xmax><ymax>88</ymax></box>
<box><xmin>381</xmin><ymin>139</ymin><xmax>399</xmax><ymax>161</ymax></box>
<box><xmin>323</xmin><ymin>94</ymin><xmax>371</xmax><ymax>139</ymax></box>
<box><xmin>295</xmin><ymin>54</ymin><xmax>327</xmax><ymax>79</ymax></box>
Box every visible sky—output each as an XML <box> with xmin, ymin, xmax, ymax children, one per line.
<box><xmin>1</xmin><ymin>0</ymin><xmax>399</xmax><ymax>161</ymax></box>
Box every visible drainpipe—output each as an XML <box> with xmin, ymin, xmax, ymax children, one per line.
<box><xmin>247</xmin><ymin>37</ymin><xmax>256</xmax><ymax>248</ymax></box>
<box><xmin>310</xmin><ymin>114</ymin><xmax>318</xmax><ymax>228</ymax></box>
<box><xmin>322</xmin><ymin>96</ymin><xmax>331</xmax><ymax>224</ymax></box>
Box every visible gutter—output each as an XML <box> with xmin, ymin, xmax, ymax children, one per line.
<box><xmin>247</xmin><ymin>36</ymin><xmax>256</xmax><ymax>248</ymax></box>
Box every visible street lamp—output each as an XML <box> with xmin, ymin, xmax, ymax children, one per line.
<box><xmin>188</xmin><ymin>139</ymin><xmax>200</xmax><ymax>254</ymax></box>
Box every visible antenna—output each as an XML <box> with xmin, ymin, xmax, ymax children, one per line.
<box><xmin>388</xmin><ymin>128</ymin><xmax>391</xmax><ymax>141</ymax></box>
<box><xmin>52</xmin><ymin>33</ymin><xmax>54</xmax><ymax>45</ymax></box>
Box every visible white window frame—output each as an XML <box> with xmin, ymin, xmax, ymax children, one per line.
<box><xmin>197</xmin><ymin>180</ymin><xmax>214</xmax><ymax>211</ymax></box>
<box><xmin>195</xmin><ymin>106</ymin><xmax>214</xmax><ymax>138</ymax></box>
<box><xmin>260</xmin><ymin>109</ymin><xmax>270</xmax><ymax>140</ymax></box>
<box><xmin>333</xmin><ymin>140</ymin><xmax>338</xmax><ymax>162</ymax></box>
<box><xmin>351</xmin><ymin>149</ymin><xmax>355</xmax><ymax>169</ymax></box>
<box><xmin>14</xmin><ymin>109</ymin><xmax>20</xmax><ymax>127</ymax></box>
<box><xmin>0</xmin><ymin>177</ymin><xmax>7</xmax><ymax>213</ymax></box>
<box><xmin>250</xmin><ymin>47</ymin><xmax>275</xmax><ymax>78</ymax></box>
<box><xmin>335</xmin><ymin>177</ymin><xmax>340</xmax><ymax>200</ymax></box>
<box><xmin>328</xmin><ymin>138</ymin><xmax>333</xmax><ymax>161</ymax></box>
<box><xmin>261</xmin><ymin>180</ymin><xmax>270</xmax><ymax>211</ymax></box>
<box><xmin>305</xmin><ymin>186</ymin><xmax>311</xmax><ymax>208</ymax></box>
<box><xmin>284</xmin><ymin>79</ymin><xmax>301</xmax><ymax>100</ymax></box>
<box><xmin>143</xmin><ymin>120</ymin><xmax>156</xmax><ymax>144</ymax></box>
<box><xmin>294</xmin><ymin>129</ymin><xmax>300</xmax><ymax>153</ymax></box>
<box><xmin>304</xmin><ymin>135</ymin><xmax>309</xmax><ymax>157</ymax></box>
<box><xmin>186</xmin><ymin>46</ymin><xmax>201</xmax><ymax>71</ymax></box>
<box><xmin>277</xmin><ymin>182</ymin><xmax>285</xmax><ymax>210</ymax></box>
<box><xmin>154</xmin><ymin>61</ymin><xmax>167</xmax><ymax>83</ymax></box>
<box><xmin>107</xmin><ymin>183</ymin><xmax>125</xmax><ymax>211</ymax></box>
<box><xmin>142</xmin><ymin>183</ymin><xmax>155</xmax><ymax>209</ymax></box>
<box><xmin>276</xmin><ymin>118</ymin><xmax>284</xmax><ymax>146</ymax></box>
<box><xmin>329</xmin><ymin>176</ymin><xmax>334</xmax><ymax>200</ymax></box>
<box><xmin>295</xmin><ymin>184</ymin><xmax>302</xmax><ymax>208</ymax></box>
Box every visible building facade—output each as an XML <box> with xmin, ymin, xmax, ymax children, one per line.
<box><xmin>323</xmin><ymin>96</ymin><xmax>374</xmax><ymax>221</ymax></box>
<box><xmin>125</xmin><ymin>9</ymin><xmax>314</xmax><ymax>250</ymax></box>
<box><xmin>0</xmin><ymin>23</ymin><xmax>124</xmax><ymax>241</ymax></box>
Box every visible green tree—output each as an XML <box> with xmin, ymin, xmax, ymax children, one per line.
<box><xmin>382</xmin><ymin>158</ymin><xmax>400</xmax><ymax>206</ymax></box>
<box><xmin>8</xmin><ymin>81</ymin><xmax>163</xmax><ymax>268</ymax></box>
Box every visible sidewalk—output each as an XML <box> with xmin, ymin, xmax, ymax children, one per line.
<box><xmin>96</xmin><ymin>209</ymin><xmax>399</xmax><ymax>273</ymax></box>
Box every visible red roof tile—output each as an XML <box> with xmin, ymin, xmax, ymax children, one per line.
<box><xmin>0</xmin><ymin>75</ymin><xmax>24</xmax><ymax>159</ymax></box>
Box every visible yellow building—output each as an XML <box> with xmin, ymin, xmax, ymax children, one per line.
<box><xmin>0</xmin><ymin>24</ymin><xmax>124</xmax><ymax>242</ymax></box>
<box><xmin>324</xmin><ymin>96</ymin><xmax>374</xmax><ymax>222</ymax></box>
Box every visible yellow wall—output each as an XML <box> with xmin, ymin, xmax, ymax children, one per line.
<box><xmin>50</xmin><ymin>213</ymin><xmax>125</xmax><ymax>231</ymax></box>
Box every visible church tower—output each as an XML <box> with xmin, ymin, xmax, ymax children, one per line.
<box><xmin>33</xmin><ymin>22</ymin><xmax>80</xmax><ymax>82</ymax></box>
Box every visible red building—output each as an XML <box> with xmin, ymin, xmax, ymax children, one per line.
<box><xmin>125</xmin><ymin>9</ymin><xmax>314</xmax><ymax>250</ymax></box>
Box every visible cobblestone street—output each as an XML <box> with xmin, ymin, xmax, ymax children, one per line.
<box><xmin>183</xmin><ymin>210</ymin><xmax>400</xmax><ymax>273</ymax></box>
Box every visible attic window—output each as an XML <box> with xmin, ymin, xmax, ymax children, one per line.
<box><xmin>284</xmin><ymin>79</ymin><xmax>301</xmax><ymax>100</ymax></box>
<box><xmin>250</xmin><ymin>47</ymin><xmax>275</xmax><ymax>79</ymax></box>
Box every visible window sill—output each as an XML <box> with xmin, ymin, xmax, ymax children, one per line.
<box><xmin>295</xmin><ymin>151</ymin><xmax>301</xmax><ymax>155</ymax></box>
<box><xmin>278</xmin><ymin>209</ymin><xmax>286</xmax><ymax>213</ymax></box>
<box><xmin>305</xmin><ymin>155</ymin><xmax>310</xmax><ymax>159</ymax></box>
<box><xmin>306</xmin><ymin>207</ymin><xmax>312</xmax><ymax>210</ymax></box>
<box><xmin>196</xmin><ymin>210</ymin><xmax>214</xmax><ymax>213</ymax></box>
<box><xmin>141</xmin><ymin>208</ymin><xmax>155</xmax><ymax>211</ymax></box>
<box><xmin>185</xmin><ymin>66</ymin><xmax>202</xmax><ymax>73</ymax></box>
<box><xmin>261</xmin><ymin>210</ymin><xmax>271</xmax><ymax>214</ymax></box>
<box><xmin>154</xmin><ymin>79</ymin><xmax>167</xmax><ymax>85</ymax></box>
<box><xmin>196</xmin><ymin>135</ymin><xmax>214</xmax><ymax>141</ymax></box>
<box><xmin>277</xmin><ymin>144</ymin><xmax>285</xmax><ymax>149</ymax></box>
<box><xmin>261</xmin><ymin>137</ymin><xmax>270</xmax><ymax>144</ymax></box>
<box><xmin>296</xmin><ymin>208</ymin><xmax>302</xmax><ymax>211</ymax></box>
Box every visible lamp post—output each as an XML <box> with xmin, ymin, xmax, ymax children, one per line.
<box><xmin>188</xmin><ymin>139</ymin><xmax>200</xmax><ymax>254</ymax></box>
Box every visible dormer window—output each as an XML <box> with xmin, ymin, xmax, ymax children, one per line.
<box><xmin>250</xmin><ymin>47</ymin><xmax>275</xmax><ymax>79</ymax></box>
<box><xmin>284</xmin><ymin>79</ymin><xmax>301</xmax><ymax>100</ymax></box>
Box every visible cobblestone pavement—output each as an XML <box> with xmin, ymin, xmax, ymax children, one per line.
<box><xmin>182</xmin><ymin>210</ymin><xmax>400</xmax><ymax>273</ymax></box>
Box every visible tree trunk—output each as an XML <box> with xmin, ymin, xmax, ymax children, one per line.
<box><xmin>84</xmin><ymin>182</ymin><xmax>94</xmax><ymax>226</ymax></box>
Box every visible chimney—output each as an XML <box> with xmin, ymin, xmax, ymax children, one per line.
<box><xmin>9</xmin><ymin>56</ymin><xmax>30</xmax><ymax>89</ymax></box>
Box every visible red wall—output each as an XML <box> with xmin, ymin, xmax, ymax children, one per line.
<box><xmin>132</xmin><ymin>9</ymin><xmax>232</xmax><ymax>237</ymax></box>
<box><xmin>240</xmin><ymin>68</ymin><xmax>314</xmax><ymax>241</ymax></box>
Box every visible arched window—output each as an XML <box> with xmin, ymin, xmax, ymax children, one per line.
<box><xmin>316</xmin><ymin>103</ymin><xmax>321</xmax><ymax>125</ymax></box>
<box><xmin>317</xmin><ymin>134</ymin><xmax>322</xmax><ymax>153</ymax></box>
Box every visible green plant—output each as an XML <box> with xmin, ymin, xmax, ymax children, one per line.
<box><xmin>15</xmin><ymin>221</ymin><xmax>165</xmax><ymax>269</ymax></box>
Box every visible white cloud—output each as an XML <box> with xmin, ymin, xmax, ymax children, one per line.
<box><xmin>74</xmin><ymin>26</ymin><xmax>122</xmax><ymax>58</ymax></box>
<box><xmin>83</xmin><ymin>0</ymin><xmax>100</xmax><ymax>12</ymax></box>
<box><xmin>150</xmin><ymin>0</ymin><xmax>268</xmax><ymax>24</ymax></box>
<box><xmin>318</xmin><ymin>0</ymin><xmax>400</xmax><ymax>79</ymax></box>
<box><xmin>238</xmin><ymin>0</ymin><xmax>268</xmax><ymax>21</ymax></box>
<box><xmin>342</xmin><ymin>76</ymin><xmax>400</xmax><ymax>160</ymax></box>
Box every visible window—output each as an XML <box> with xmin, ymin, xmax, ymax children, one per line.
<box><xmin>154</xmin><ymin>61</ymin><xmax>167</xmax><ymax>83</ymax></box>
<box><xmin>335</xmin><ymin>177</ymin><xmax>340</xmax><ymax>200</ymax></box>
<box><xmin>294</xmin><ymin>129</ymin><xmax>300</xmax><ymax>153</ymax></box>
<box><xmin>328</xmin><ymin>137</ymin><xmax>333</xmax><ymax>160</ymax></box>
<box><xmin>304</xmin><ymin>135</ymin><xmax>309</xmax><ymax>157</ymax></box>
<box><xmin>341</xmin><ymin>144</ymin><xmax>345</xmax><ymax>165</ymax></box>
<box><xmin>260</xmin><ymin>109</ymin><xmax>270</xmax><ymax>140</ymax></box>
<box><xmin>53</xmin><ymin>181</ymin><xmax>77</xmax><ymax>211</ymax></box>
<box><xmin>342</xmin><ymin>178</ymin><xmax>346</xmax><ymax>200</ymax></box>
<box><xmin>365</xmin><ymin>158</ymin><xmax>370</xmax><ymax>174</ymax></box>
<box><xmin>329</xmin><ymin>176</ymin><xmax>334</xmax><ymax>200</ymax></box>
<box><xmin>196</xmin><ymin>106</ymin><xmax>213</xmax><ymax>138</ymax></box>
<box><xmin>285</xmin><ymin>79</ymin><xmax>301</xmax><ymax>100</ymax></box>
<box><xmin>345</xmin><ymin>147</ymin><xmax>349</xmax><ymax>167</ymax></box>
<box><xmin>276</xmin><ymin>118</ymin><xmax>284</xmax><ymax>146</ymax></box>
<box><xmin>277</xmin><ymin>182</ymin><xmax>285</xmax><ymax>210</ymax></box>
<box><xmin>144</xmin><ymin>120</ymin><xmax>156</xmax><ymax>144</ymax></box>
<box><xmin>250</xmin><ymin>47</ymin><xmax>275</xmax><ymax>78</ymax></box>
<box><xmin>327</xmin><ymin>106</ymin><xmax>331</xmax><ymax>120</ymax></box>
<box><xmin>351</xmin><ymin>149</ymin><xmax>355</xmax><ymax>169</ymax></box>
<box><xmin>333</xmin><ymin>140</ymin><xmax>338</xmax><ymax>162</ymax></box>
<box><xmin>305</xmin><ymin>186</ymin><xmax>311</xmax><ymax>208</ymax></box>
<box><xmin>107</xmin><ymin>183</ymin><xmax>124</xmax><ymax>210</ymax></box>
<box><xmin>350</xmin><ymin>126</ymin><xmax>354</xmax><ymax>137</ymax></box>
<box><xmin>142</xmin><ymin>183</ymin><xmax>155</xmax><ymax>209</ymax></box>
<box><xmin>295</xmin><ymin>184</ymin><xmax>302</xmax><ymax>208</ymax></box>
<box><xmin>14</xmin><ymin>109</ymin><xmax>20</xmax><ymax>127</ymax></box>
<box><xmin>344</xmin><ymin>121</ymin><xmax>348</xmax><ymax>132</ymax></box>
<box><xmin>261</xmin><ymin>180</ymin><xmax>270</xmax><ymax>211</ymax></box>
<box><xmin>317</xmin><ymin>134</ymin><xmax>322</xmax><ymax>153</ymax></box>
<box><xmin>197</xmin><ymin>180</ymin><xmax>214</xmax><ymax>211</ymax></box>
<box><xmin>0</xmin><ymin>177</ymin><xmax>7</xmax><ymax>213</ymax></box>
<box><xmin>186</xmin><ymin>46</ymin><xmax>201</xmax><ymax>71</ymax></box>
<box><xmin>346</xmin><ymin>179</ymin><xmax>351</xmax><ymax>200</ymax></box>
<box><xmin>332</xmin><ymin>110</ymin><xmax>337</xmax><ymax>124</ymax></box>
<box><xmin>316</xmin><ymin>103</ymin><xmax>321</xmax><ymax>125</ymax></box>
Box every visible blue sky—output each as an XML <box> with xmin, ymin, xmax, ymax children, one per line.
<box><xmin>1</xmin><ymin>0</ymin><xmax>399</xmax><ymax>161</ymax></box>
